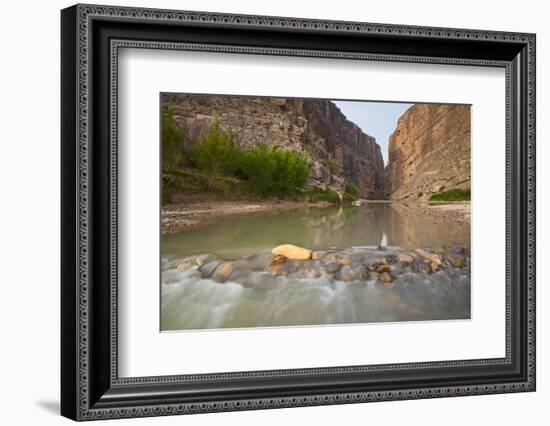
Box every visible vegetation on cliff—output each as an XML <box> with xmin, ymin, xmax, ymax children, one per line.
<box><xmin>162</xmin><ymin>111</ymin><xmax>359</xmax><ymax>205</ymax></box>
<box><xmin>162</xmin><ymin>94</ymin><xmax>385</xmax><ymax>198</ymax></box>
<box><xmin>429</xmin><ymin>188</ymin><xmax>471</xmax><ymax>202</ymax></box>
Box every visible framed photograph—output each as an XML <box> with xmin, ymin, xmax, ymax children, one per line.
<box><xmin>61</xmin><ymin>4</ymin><xmax>536</xmax><ymax>421</ymax></box>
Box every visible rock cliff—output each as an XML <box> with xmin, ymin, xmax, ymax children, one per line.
<box><xmin>162</xmin><ymin>94</ymin><xmax>384</xmax><ymax>198</ymax></box>
<box><xmin>384</xmin><ymin>104</ymin><xmax>471</xmax><ymax>201</ymax></box>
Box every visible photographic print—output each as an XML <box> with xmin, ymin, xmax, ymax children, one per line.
<box><xmin>160</xmin><ymin>94</ymin><xmax>471</xmax><ymax>331</ymax></box>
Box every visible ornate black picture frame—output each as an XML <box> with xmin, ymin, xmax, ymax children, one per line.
<box><xmin>61</xmin><ymin>4</ymin><xmax>536</xmax><ymax>421</ymax></box>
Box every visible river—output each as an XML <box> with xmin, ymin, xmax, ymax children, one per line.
<box><xmin>161</xmin><ymin>203</ymin><xmax>471</xmax><ymax>331</ymax></box>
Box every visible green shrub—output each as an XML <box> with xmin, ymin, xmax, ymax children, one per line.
<box><xmin>417</xmin><ymin>191</ymin><xmax>423</xmax><ymax>198</ymax></box>
<box><xmin>162</xmin><ymin>173</ymin><xmax>175</xmax><ymax>205</ymax></box>
<box><xmin>239</xmin><ymin>144</ymin><xmax>309</xmax><ymax>197</ymax></box>
<box><xmin>306</xmin><ymin>187</ymin><xmax>341</xmax><ymax>203</ymax></box>
<box><xmin>162</xmin><ymin>169</ymin><xmax>249</xmax><ymax>203</ymax></box>
<box><xmin>172</xmin><ymin>118</ymin><xmax>311</xmax><ymax>198</ymax></box>
<box><xmin>172</xmin><ymin>168</ymin><xmax>246</xmax><ymax>195</ymax></box>
<box><xmin>191</xmin><ymin>120</ymin><xmax>240</xmax><ymax>175</ymax></box>
<box><xmin>342</xmin><ymin>193</ymin><xmax>356</xmax><ymax>203</ymax></box>
<box><xmin>429</xmin><ymin>188</ymin><xmax>471</xmax><ymax>202</ymax></box>
<box><xmin>344</xmin><ymin>182</ymin><xmax>360</xmax><ymax>200</ymax></box>
<box><xmin>162</xmin><ymin>106</ymin><xmax>188</xmax><ymax>172</ymax></box>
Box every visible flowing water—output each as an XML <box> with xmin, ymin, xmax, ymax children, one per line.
<box><xmin>161</xmin><ymin>203</ymin><xmax>471</xmax><ymax>331</ymax></box>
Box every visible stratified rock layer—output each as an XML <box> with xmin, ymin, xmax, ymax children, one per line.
<box><xmin>384</xmin><ymin>104</ymin><xmax>471</xmax><ymax>201</ymax></box>
<box><xmin>162</xmin><ymin>95</ymin><xmax>384</xmax><ymax>198</ymax></box>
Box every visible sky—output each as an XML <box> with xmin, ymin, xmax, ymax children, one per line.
<box><xmin>332</xmin><ymin>101</ymin><xmax>413</xmax><ymax>165</ymax></box>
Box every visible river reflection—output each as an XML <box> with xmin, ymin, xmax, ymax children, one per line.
<box><xmin>162</xmin><ymin>203</ymin><xmax>470</xmax><ymax>260</ymax></box>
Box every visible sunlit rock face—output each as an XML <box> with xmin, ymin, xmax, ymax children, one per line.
<box><xmin>162</xmin><ymin>95</ymin><xmax>385</xmax><ymax>198</ymax></box>
<box><xmin>384</xmin><ymin>104</ymin><xmax>471</xmax><ymax>201</ymax></box>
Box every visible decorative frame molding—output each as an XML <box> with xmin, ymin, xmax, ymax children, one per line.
<box><xmin>61</xmin><ymin>4</ymin><xmax>536</xmax><ymax>421</ymax></box>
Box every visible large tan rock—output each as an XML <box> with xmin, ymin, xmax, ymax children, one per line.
<box><xmin>271</xmin><ymin>244</ymin><xmax>312</xmax><ymax>260</ymax></box>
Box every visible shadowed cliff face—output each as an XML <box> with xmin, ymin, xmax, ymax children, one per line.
<box><xmin>384</xmin><ymin>104</ymin><xmax>471</xmax><ymax>201</ymax></box>
<box><xmin>162</xmin><ymin>94</ymin><xmax>385</xmax><ymax>198</ymax></box>
<box><xmin>301</xmin><ymin>100</ymin><xmax>385</xmax><ymax>198</ymax></box>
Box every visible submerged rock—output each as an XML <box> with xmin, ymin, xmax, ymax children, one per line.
<box><xmin>311</xmin><ymin>250</ymin><xmax>326</xmax><ymax>260</ymax></box>
<box><xmin>415</xmin><ymin>248</ymin><xmax>443</xmax><ymax>266</ymax></box>
<box><xmin>367</xmin><ymin>271</ymin><xmax>379</xmax><ymax>281</ymax></box>
<box><xmin>266</xmin><ymin>263</ymin><xmax>288</xmax><ymax>275</ymax></box>
<box><xmin>389</xmin><ymin>262</ymin><xmax>404</xmax><ymax>275</ymax></box>
<box><xmin>378</xmin><ymin>271</ymin><xmax>395</xmax><ymax>286</ymax></box>
<box><xmin>397</xmin><ymin>253</ymin><xmax>415</xmax><ymax>264</ymax></box>
<box><xmin>358</xmin><ymin>265</ymin><xmax>370</xmax><ymax>281</ymax></box>
<box><xmin>270</xmin><ymin>254</ymin><xmax>287</xmax><ymax>266</ymax></box>
<box><xmin>375</xmin><ymin>263</ymin><xmax>391</xmax><ymax>274</ymax></box>
<box><xmin>176</xmin><ymin>262</ymin><xmax>196</xmax><ymax>272</ymax></box>
<box><xmin>244</xmin><ymin>253</ymin><xmax>274</xmax><ymax>270</ymax></box>
<box><xmin>300</xmin><ymin>260</ymin><xmax>322</xmax><ymax>278</ymax></box>
<box><xmin>338</xmin><ymin>265</ymin><xmax>356</xmax><ymax>281</ymax></box>
<box><xmin>272</xmin><ymin>244</ymin><xmax>312</xmax><ymax>260</ymax></box>
<box><xmin>325</xmin><ymin>254</ymin><xmax>352</xmax><ymax>265</ymax></box>
<box><xmin>213</xmin><ymin>262</ymin><xmax>234</xmax><ymax>281</ymax></box>
<box><xmin>452</xmin><ymin>245</ymin><xmax>466</xmax><ymax>254</ymax></box>
<box><xmin>338</xmin><ymin>255</ymin><xmax>352</xmax><ymax>266</ymax></box>
<box><xmin>323</xmin><ymin>262</ymin><xmax>340</xmax><ymax>275</ymax></box>
<box><xmin>266</xmin><ymin>256</ymin><xmax>296</xmax><ymax>276</ymax></box>
<box><xmin>445</xmin><ymin>253</ymin><xmax>466</xmax><ymax>267</ymax></box>
<box><xmin>199</xmin><ymin>261</ymin><xmax>222</xmax><ymax>277</ymax></box>
<box><xmin>414</xmin><ymin>259</ymin><xmax>431</xmax><ymax>274</ymax></box>
<box><xmin>195</xmin><ymin>254</ymin><xmax>215</xmax><ymax>266</ymax></box>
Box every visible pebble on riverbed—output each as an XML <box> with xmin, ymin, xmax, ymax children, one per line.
<box><xmin>165</xmin><ymin>244</ymin><xmax>471</xmax><ymax>289</ymax></box>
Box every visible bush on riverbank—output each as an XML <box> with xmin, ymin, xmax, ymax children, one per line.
<box><xmin>429</xmin><ymin>188</ymin><xmax>471</xmax><ymax>202</ymax></box>
<box><xmin>191</xmin><ymin>121</ymin><xmax>240</xmax><ymax>175</ymax></box>
<box><xmin>162</xmin><ymin>168</ymin><xmax>249</xmax><ymax>205</ymax></box>
<box><xmin>343</xmin><ymin>182</ymin><xmax>361</xmax><ymax>202</ymax></box>
<box><xmin>239</xmin><ymin>144</ymin><xmax>310</xmax><ymax>197</ymax></box>
<box><xmin>345</xmin><ymin>182</ymin><xmax>360</xmax><ymax>199</ymax></box>
<box><xmin>306</xmin><ymin>187</ymin><xmax>341</xmax><ymax>203</ymax></box>
<box><xmin>162</xmin><ymin>107</ymin><xmax>188</xmax><ymax>172</ymax></box>
<box><xmin>162</xmin><ymin>173</ymin><xmax>175</xmax><ymax>204</ymax></box>
<box><xmin>188</xmin><ymin>119</ymin><xmax>310</xmax><ymax>197</ymax></box>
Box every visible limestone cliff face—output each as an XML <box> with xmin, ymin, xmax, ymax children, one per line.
<box><xmin>162</xmin><ymin>95</ymin><xmax>384</xmax><ymax>198</ymax></box>
<box><xmin>384</xmin><ymin>104</ymin><xmax>471</xmax><ymax>201</ymax></box>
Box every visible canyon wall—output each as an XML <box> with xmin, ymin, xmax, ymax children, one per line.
<box><xmin>384</xmin><ymin>104</ymin><xmax>471</xmax><ymax>201</ymax></box>
<box><xmin>162</xmin><ymin>95</ymin><xmax>384</xmax><ymax>198</ymax></box>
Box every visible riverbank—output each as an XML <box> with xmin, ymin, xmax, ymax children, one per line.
<box><xmin>162</xmin><ymin>198</ymin><xmax>333</xmax><ymax>234</ymax></box>
<box><xmin>360</xmin><ymin>199</ymin><xmax>470</xmax><ymax>225</ymax></box>
<box><xmin>426</xmin><ymin>202</ymin><xmax>470</xmax><ymax>223</ymax></box>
